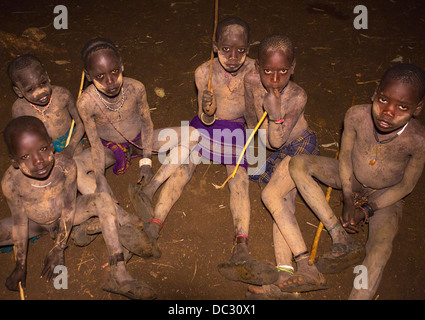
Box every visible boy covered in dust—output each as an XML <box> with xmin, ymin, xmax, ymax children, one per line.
<box><xmin>243</xmin><ymin>35</ymin><xmax>324</xmax><ymax>296</ymax></box>
<box><xmin>289</xmin><ymin>63</ymin><xmax>425</xmax><ymax>299</ymax></box>
<box><xmin>0</xmin><ymin>116</ymin><xmax>156</xmax><ymax>300</ymax></box>
<box><xmin>76</xmin><ymin>38</ymin><xmax>199</xmax><ymax>255</ymax></box>
<box><xmin>142</xmin><ymin>16</ymin><xmax>276</xmax><ymax>284</ymax></box>
<box><xmin>8</xmin><ymin>54</ymin><xmax>84</xmax><ymax>158</ymax></box>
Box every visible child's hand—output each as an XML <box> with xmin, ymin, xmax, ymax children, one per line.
<box><xmin>340</xmin><ymin>205</ymin><xmax>365</xmax><ymax>234</ymax></box>
<box><xmin>41</xmin><ymin>245</ymin><xmax>65</xmax><ymax>281</ymax></box>
<box><xmin>5</xmin><ymin>264</ymin><xmax>26</xmax><ymax>291</ymax></box>
<box><xmin>202</xmin><ymin>90</ymin><xmax>216</xmax><ymax>115</ymax></box>
<box><xmin>138</xmin><ymin>165</ymin><xmax>154</xmax><ymax>186</ymax></box>
<box><xmin>264</xmin><ymin>89</ymin><xmax>282</xmax><ymax>121</ymax></box>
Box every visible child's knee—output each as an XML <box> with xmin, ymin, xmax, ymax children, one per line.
<box><xmin>288</xmin><ymin>154</ymin><xmax>308</xmax><ymax>178</ymax></box>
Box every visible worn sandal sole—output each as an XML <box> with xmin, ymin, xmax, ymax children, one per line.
<box><xmin>279</xmin><ymin>273</ymin><xmax>327</xmax><ymax>293</ymax></box>
<box><xmin>102</xmin><ymin>276</ymin><xmax>157</xmax><ymax>300</ymax></box>
<box><xmin>118</xmin><ymin>224</ymin><xmax>154</xmax><ymax>258</ymax></box>
<box><xmin>218</xmin><ymin>260</ymin><xmax>279</xmax><ymax>285</ymax></box>
<box><xmin>128</xmin><ymin>183</ymin><xmax>154</xmax><ymax>227</ymax></box>
<box><xmin>316</xmin><ymin>243</ymin><xmax>365</xmax><ymax>274</ymax></box>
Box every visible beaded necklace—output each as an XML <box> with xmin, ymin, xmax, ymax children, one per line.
<box><xmin>95</xmin><ymin>86</ymin><xmax>126</xmax><ymax>119</ymax></box>
<box><xmin>30</xmin><ymin>94</ymin><xmax>52</xmax><ymax>122</ymax></box>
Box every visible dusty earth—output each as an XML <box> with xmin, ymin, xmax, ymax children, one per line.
<box><xmin>0</xmin><ymin>0</ymin><xmax>424</xmax><ymax>305</ymax></box>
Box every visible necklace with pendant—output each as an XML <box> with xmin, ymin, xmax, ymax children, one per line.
<box><xmin>369</xmin><ymin>122</ymin><xmax>408</xmax><ymax>165</ymax></box>
<box><xmin>95</xmin><ymin>87</ymin><xmax>125</xmax><ymax>119</ymax></box>
<box><xmin>30</xmin><ymin>94</ymin><xmax>52</xmax><ymax>122</ymax></box>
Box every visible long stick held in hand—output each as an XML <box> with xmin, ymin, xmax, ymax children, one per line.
<box><xmin>205</xmin><ymin>0</ymin><xmax>219</xmax><ymax>114</ymax></box>
<box><xmin>213</xmin><ymin>89</ymin><xmax>279</xmax><ymax>189</ymax></box>
<box><xmin>309</xmin><ymin>149</ymin><xmax>339</xmax><ymax>265</ymax></box>
<box><xmin>65</xmin><ymin>70</ymin><xmax>85</xmax><ymax>148</ymax></box>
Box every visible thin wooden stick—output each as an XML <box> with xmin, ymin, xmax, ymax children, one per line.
<box><xmin>309</xmin><ymin>149</ymin><xmax>339</xmax><ymax>265</ymax></box>
<box><xmin>207</xmin><ymin>0</ymin><xmax>219</xmax><ymax>92</ymax></box>
<box><xmin>213</xmin><ymin>111</ymin><xmax>267</xmax><ymax>189</ymax></box>
<box><xmin>204</xmin><ymin>0</ymin><xmax>219</xmax><ymax>115</ymax></box>
<box><xmin>12</xmin><ymin>246</ymin><xmax>25</xmax><ymax>300</ymax></box>
<box><xmin>65</xmin><ymin>70</ymin><xmax>85</xmax><ymax>147</ymax></box>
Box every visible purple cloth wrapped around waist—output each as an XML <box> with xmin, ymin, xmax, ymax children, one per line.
<box><xmin>189</xmin><ymin>115</ymin><xmax>248</xmax><ymax>169</ymax></box>
<box><xmin>101</xmin><ymin>133</ymin><xmax>141</xmax><ymax>175</ymax></box>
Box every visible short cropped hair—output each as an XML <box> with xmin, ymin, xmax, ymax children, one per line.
<box><xmin>4</xmin><ymin>116</ymin><xmax>49</xmax><ymax>156</ymax></box>
<box><xmin>7</xmin><ymin>54</ymin><xmax>43</xmax><ymax>85</ymax></box>
<box><xmin>258</xmin><ymin>35</ymin><xmax>295</xmax><ymax>64</ymax></box>
<box><xmin>380</xmin><ymin>63</ymin><xmax>425</xmax><ymax>102</ymax></box>
<box><xmin>81</xmin><ymin>37</ymin><xmax>121</xmax><ymax>69</ymax></box>
<box><xmin>215</xmin><ymin>16</ymin><xmax>250</xmax><ymax>43</ymax></box>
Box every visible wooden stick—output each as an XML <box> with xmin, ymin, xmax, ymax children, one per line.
<box><xmin>309</xmin><ymin>149</ymin><xmax>339</xmax><ymax>265</ymax></box>
<box><xmin>213</xmin><ymin>111</ymin><xmax>267</xmax><ymax>189</ymax></box>
<box><xmin>204</xmin><ymin>0</ymin><xmax>219</xmax><ymax>115</ymax></box>
<box><xmin>207</xmin><ymin>0</ymin><xmax>219</xmax><ymax>92</ymax></box>
<box><xmin>65</xmin><ymin>70</ymin><xmax>85</xmax><ymax>147</ymax></box>
<box><xmin>12</xmin><ymin>246</ymin><xmax>25</xmax><ymax>300</ymax></box>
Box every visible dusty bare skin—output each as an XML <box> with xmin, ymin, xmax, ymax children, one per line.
<box><xmin>77</xmin><ymin>40</ymin><xmax>199</xmax><ymax>237</ymax></box>
<box><xmin>0</xmin><ymin>117</ymin><xmax>156</xmax><ymax>299</ymax></box>
<box><xmin>289</xmin><ymin>68</ymin><xmax>425</xmax><ymax>299</ymax></box>
<box><xmin>10</xmin><ymin>59</ymin><xmax>84</xmax><ymax>158</ymax></box>
<box><xmin>244</xmin><ymin>35</ymin><xmax>323</xmax><ymax>294</ymax></box>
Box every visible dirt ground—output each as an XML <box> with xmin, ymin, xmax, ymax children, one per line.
<box><xmin>0</xmin><ymin>0</ymin><xmax>424</xmax><ymax>302</ymax></box>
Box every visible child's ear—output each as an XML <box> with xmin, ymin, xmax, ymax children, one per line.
<box><xmin>10</xmin><ymin>156</ymin><xmax>19</xmax><ymax>169</ymax></box>
<box><xmin>413</xmin><ymin>100</ymin><xmax>424</xmax><ymax>117</ymax></box>
<box><xmin>291</xmin><ymin>58</ymin><xmax>297</xmax><ymax>74</ymax></box>
<box><xmin>84</xmin><ymin>69</ymin><xmax>92</xmax><ymax>82</ymax></box>
<box><xmin>12</xmin><ymin>85</ymin><xmax>24</xmax><ymax>98</ymax></box>
<box><xmin>255</xmin><ymin>59</ymin><xmax>260</xmax><ymax>72</ymax></box>
<box><xmin>212</xmin><ymin>41</ymin><xmax>218</xmax><ymax>53</ymax></box>
<box><xmin>371</xmin><ymin>91</ymin><xmax>377</xmax><ymax>102</ymax></box>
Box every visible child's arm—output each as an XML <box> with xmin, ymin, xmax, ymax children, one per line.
<box><xmin>243</xmin><ymin>75</ymin><xmax>260</xmax><ymax>130</ymax></box>
<box><xmin>195</xmin><ymin>64</ymin><xmax>216</xmax><ymax>120</ymax></box>
<box><xmin>4</xmin><ymin>194</ymin><xmax>29</xmax><ymax>291</ymax></box>
<box><xmin>41</xmin><ymin>160</ymin><xmax>77</xmax><ymax>281</ymax></box>
<box><xmin>77</xmin><ymin>95</ymin><xmax>115</xmax><ymax>198</ymax></box>
<box><xmin>264</xmin><ymin>88</ymin><xmax>307</xmax><ymax>149</ymax></box>
<box><xmin>62</xmin><ymin>91</ymin><xmax>85</xmax><ymax>156</ymax></box>
<box><xmin>338</xmin><ymin>108</ymin><xmax>357</xmax><ymax>224</ymax></box>
<box><xmin>368</xmin><ymin>148</ymin><xmax>425</xmax><ymax>211</ymax></box>
<box><xmin>137</xmin><ymin>84</ymin><xmax>154</xmax><ymax>184</ymax></box>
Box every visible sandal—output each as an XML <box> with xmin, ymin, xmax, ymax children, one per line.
<box><xmin>102</xmin><ymin>275</ymin><xmax>156</xmax><ymax>300</ymax></box>
<box><xmin>128</xmin><ymin>183</ymin><xmax>153</xmax><ymax>227</ymax></box>
<box><xmin>315</xmin><ymin>242</ymin><xmax>365</xmax><ymax>274</ymax></box>
<box><xmin>86</xmin><ymin>217</ymin><xmax>101</xmax><ymax>235</ymax></box>
<box><xmin>246</xmin><ymin>284</ymin><xmax>302</xmax><ymax>300</ymax></box>
<box><xmin>279</xmin><ymin>271</ymin><xmax>327</xmax><ymax>293</ymax></box>
<box><xmin>71</xmin><ymin>223</ymin><xmax>98</xmax><ymax>247</ymax></box>
<box><xmin>118</xmin><ymin>224</ymin><xmax>156</xmax><ymax>258</ymax></box>
<box><xmin>218</xmin><ymin>259</ymin><xmax>279</xmax><ymax>285</ymax></box>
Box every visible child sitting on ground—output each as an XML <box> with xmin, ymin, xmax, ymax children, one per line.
<box><xmin>289</xmin><ymin>63</ymin><xmax>425</xmax><ymax>299</ymax></box>
<box><xmin>0</xmin><ymin>116</ymin><xmax>156</xmax><ymax>299</ymax></box>
<box><xmin>244</xmin><ymin>34</ymin><xmax>324</xmax><ymax>297</ymax></box>
<box><xmin>8</xmin><ymin>54</ymin><xmax>84</xmax><ymax>158</ymax></box>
